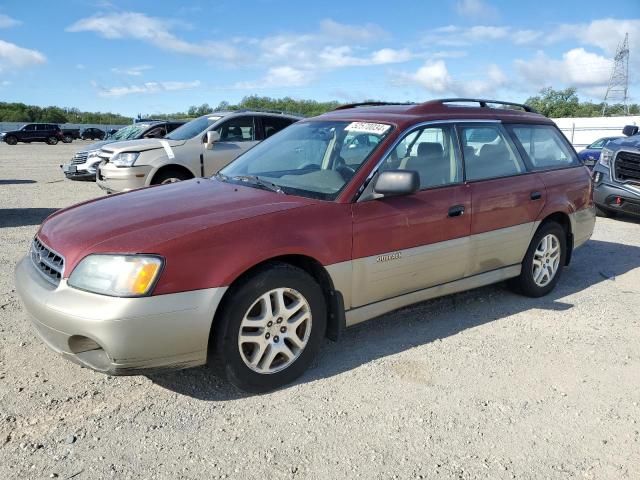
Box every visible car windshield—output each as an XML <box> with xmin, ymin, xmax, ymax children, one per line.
<box><xmin>219</xmin><ymin>120</ymin><xmax>392</xmax><ymax>200</ymax></box>
<box><xmin>111</xmin><ymin>124</ymin><xmax>151</xmax><ymax>140</ymax></box>
<box><xmin>165</xmin><ymin>115</ymin><xmax>223</xmax><ymax>141</ymax></box>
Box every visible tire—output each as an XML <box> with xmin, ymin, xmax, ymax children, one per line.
<box><xmin>151</xmin><ymin>168</ymin><xmax>192</xmax><ymax>185</ymax></box>
<box><xmin>596</xmin><ymin>205</ymin><xmax>616</xmax><ymax>218</ymax></box>
<box><xmin>46</xmin><ymin>136</ymin><xmax>58</xmax><ymax>145</ymax></box>
<box><xmin>62</xmin><ymin>135</ymin><xmax>72</xmax><ymax>144</ymax></box>
<box><xmin>510</xmin><ymin>221</ymin><xmax>566</xmax><ymax>298</ymax></box>
<box><xmin>210</xmin><ymin>263</ymin><xmax>327</xmax><ymax>393</ymax></box>
<box><xmin>5</xmin><ymin>135</ymin><xmax>17</xmax><ymax>145</ymax></box>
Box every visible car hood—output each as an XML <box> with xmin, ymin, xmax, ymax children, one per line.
<box><xmin>37</xmin><ymin>178</ymin><xmax>316</xmax><ymax>273</ymax></box>
<box><xmin>99</xmin><ymin>138</ymin><xmax>187</xmax><ymax>153</ymax></box>
<box><xmin>607</xmin><ymin>135</ymin><xmax>640</xmax><ymax>150</ymax></box>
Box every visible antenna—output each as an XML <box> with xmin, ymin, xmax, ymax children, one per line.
<box><xmin>602</xmin><ymin>33</ymin><xmax>630</xmax><ymax>116</ymax></box>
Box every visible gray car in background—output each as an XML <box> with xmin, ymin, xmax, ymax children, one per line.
<box><xmin>61</xmin><ymin>121</ymin><xmax>185</xmax><ymax>181</ymax></box>
<box><xmin>96</xmin><ymin>111</ymin><xmax>301</xmax><ymax>193</ymax></box>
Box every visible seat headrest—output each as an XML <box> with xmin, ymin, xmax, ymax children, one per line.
<box><xmin>479</xmin><ymin>143</ymin><xmax>508</xmax><ymax>159</ymax></box>
<box><xmin>418</xmin><ymin>142</ymin><xmax>443</xmax><ymax>157</ymax></box>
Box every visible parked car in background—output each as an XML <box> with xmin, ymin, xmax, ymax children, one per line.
<box><xmin>0</xmin><ymin>123</ymin><xmax>63</xmax><ymax>145</ymax></box>
<box><xmin>15</xmin><ymin>98</ymin><xmax>595</xmax><ymax>392</ymax></box>
<box><xmin>96</xmin><ymin>111</ymin><xmax>301</xmax><ymax>192</ymax></box>
<box><xmin>577</xmin><ymin>136</ymin><xmax>623</xmax><ymax>168</ymax></box>
<box><xmin>61</xmin><ymin>121</ymin><xmax>185</xmax><ymax>181</ymax></box>
<box><xmin>81</xmin><ymin>127</ymin><xmax>105</xmax><ymax>141</ymax></box>
<box><xmin>61</xmin><ymin>128</ymin><xmax>81</xmax><ymax>143</ymax></box>
<box><xmin>592</xmin><ymin>125</ymin><xmax>640</xmax><ymax>218</ymax></box>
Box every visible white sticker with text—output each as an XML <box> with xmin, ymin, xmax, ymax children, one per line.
<box><xmin>345</xmin><ymin>122</ymin><xmax>391</xmax><ymax>135</ymax></box>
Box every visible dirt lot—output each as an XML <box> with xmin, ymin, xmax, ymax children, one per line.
<box><xmin>1</xmin><ymin>142</ymin><xmax>639</xmax><ymax>479</ymax></box>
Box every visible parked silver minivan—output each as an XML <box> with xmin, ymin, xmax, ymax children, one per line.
<box><xmin>96</xmin><ymin>111</ymin><xmax>301</xmax><ymax>193</ymax></box>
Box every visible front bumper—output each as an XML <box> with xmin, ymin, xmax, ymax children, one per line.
<box><xmin>15</xmin><ymin>256</ymin><xmax>227</xmax><ymax>375</ymax></box>
<box><xmin>96</xmin><ymin>162</ymin><xmax>152</xmax><ymax>193</ymax></box>
<box><xmin>593</xmin><ymin>166</ymin><xmax>640</xmax><ymax>217</ymax></box>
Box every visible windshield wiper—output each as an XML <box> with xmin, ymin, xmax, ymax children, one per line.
<box><xmin>221</xmin><ymin>174</ymin><xmax>286</xmax><ymax>194</ymax></box>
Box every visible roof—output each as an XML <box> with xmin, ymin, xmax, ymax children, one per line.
<box><xmin>316</xmin><ymin>98</ymin><xmax>552</xmax><ymax>126</ymax></box>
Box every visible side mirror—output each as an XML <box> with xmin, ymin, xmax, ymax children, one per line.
<box><xmin>205</xmin><ymin>130</ymin><xmax>220</xmax><ymax>150</ymax></box>
<box><xmin>622</xmin><ymin>125</ymin><xmax>639</xmax><ymax>137</ymax></box>
<box><xmin>373</xmin><ymin>170</ymin><xmax>420</xmax><ymax>197</ymax></box>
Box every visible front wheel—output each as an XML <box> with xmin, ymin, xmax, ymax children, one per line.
<box><xmin>151</xmin><ymin>169</ymin><xmax>192</xmax><ymax>185</ymax></box>
<box><xmin>510</xmin><ymin>222</ymin><xmax>566</xmax><ymax>297</ymax></box>
<box><xmin>62</xmin><ymin>135</ymin><xmax>72</xmax><ymax>143</ymax></box>
<box><xmin>210</xmin><ymin>263</ymin><xmax>326</xmax><ymax>393</ymax></box>
<box><xmin>5</xmin><ymin>135</ymin><xmax>17</xmax><ymax>145</ymax></box>
<box><xmin>46</xmin><ymin>136</ymin><xmax>59</xmax><ymax>145</ymax></box>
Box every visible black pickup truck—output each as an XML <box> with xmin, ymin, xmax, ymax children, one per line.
<box><xmin>0</xmin><ymin>123</ymin><xmax>64</xmax><ymax>145</ymax></box>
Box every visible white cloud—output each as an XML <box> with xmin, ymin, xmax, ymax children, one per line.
<box><xmin>512</xmin><ymin>29</ymin><xmax>543</xmax><ymax>45</ymax></box>
<box><xmin>455</xmin><ymin>0</ymin><xmax>499</xmax><ymax>21</ymax></box>
<box><xmin>67</xmin><ymin>12</ymin><xmax>244</xmax><ymax>62</ymax></box>
<box><xmin>94</xmin><ymin>80</ymin><xmax>201</xmax><ymax>97</ymax></box>
<box><xmin>0</xmin><ymin>14</ymin><xmax>21</xmax><ymax>28</ymax></box>
<box><xmin>235</xmin><ymin>66</ymin><xmax>313</xmax><ymax>89</ymax></box>
<box><xmin>424</xmin><ymin>25</ymin><xmax>542</xmax><ymax>47</ymax></box>
<box><xmin>1</xmin><ymin>80</ymin><xmax>11</xmax><ymax>86</ymax></box>
<box><xmin>0</xmin><ymin>39</ymin><xmax>46</xmax><ymax>72</ymax></box>
<box><xmin>319</xmin><ymin>19</ymin><xmax>388</xmax><ymax>42</ymax></box>
<box><xmin>111</xmin><ymin>65</ymin><xmax>153</xmax><ymax>76</ymax></box>
<box><xmin>398</xmin><ymin>60</ymin><xmax>507</xmax><ymax>96</ymax></box>
<box><xmin>515</xmin><ymin>48</ymin><xmax>612</xmax><ymax>90</ymax></box>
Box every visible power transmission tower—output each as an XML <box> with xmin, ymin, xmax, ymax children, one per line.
<box><xmin>602</xmin><ymin>33</ymin><xmax>630</xmax><ymax>115</ymax></box>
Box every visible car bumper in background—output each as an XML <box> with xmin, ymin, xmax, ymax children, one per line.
<box><xmin>14</xmin><ymin>256</ymin><xmax>227</xmax><ymax>375</ymax></box>
<box><xmin>592</xmin><ymin>166</ymin><xmax>640</xmax><ymax>217</ymax></box>
<box><xmin>96</xmin><ymin>162</ymin><xmax>152</xmax><ymax>193</ymax></box>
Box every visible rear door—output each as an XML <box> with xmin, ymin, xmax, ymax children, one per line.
<box><xmin>259</xmin><ymin>115</ymin><xmax>297</xmax><ymax>140</ymax></box>
<box><xmin>203</xmin><ymin>115</ymin><xmax>258</xmax><ymax>175</ymax></box>
<box><xmin>351</xmin><ymin>123</ymin><xmax>471</xmax><ymax>307</ymax></box>
<box><xmin>457</xmin><ymin>122</ymin><xmax>546</xmax><ymax>275</ymax></box>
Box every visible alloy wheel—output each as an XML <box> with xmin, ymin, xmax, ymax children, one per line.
<box><xmin>238</xmin><ymin>288</ymin><xmax>312</xmax><ymax>374</ymax></box>
<box><xmin>532</xmin><ymin>233</ymin><xmax>561</xmax><ymax>287</ymax></box>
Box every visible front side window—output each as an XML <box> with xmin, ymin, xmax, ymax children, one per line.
<box><xmin>220</xmin><ymin>120</ymin><xmax>392</xmax><ymax>200</ymax></box>
<box><xmin>508</xmin><ymin>125</ymin><xmax>579</xmax><ymax>170</ymax></box>
<box><xmin>23</xmin><ymin>124</ymin><xmax>36</xmax><ymax>131</ymax></box>
<box><xmin>589</xmin><ymin>138</ymin><xmax>607</xmax><ymax>149</ymax></box>
<box><xmin>379</xmin><ymin>125</ymin><xmax>462</xmax><ymax>189</ymax></box>
<box><xmin>216</xmin><ymin>116</ymin><xmax>255</xmax><ymax>142</ymax></box>
<box><xmin>459</xmin><ymin>124</ymin><xmax>525</xmax><ymax>181</ymax></box>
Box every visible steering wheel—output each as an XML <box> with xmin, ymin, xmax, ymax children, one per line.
<box><xmin>335</xmin><ymin>156</ymin><xmax>356</xmax><ymax>181</ymax></box>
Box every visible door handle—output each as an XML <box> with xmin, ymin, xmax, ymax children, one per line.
<box><xmin>530</xmin><ymin>191</ymin><xmax>542</xmax><ymax>200</ymax></box>
<box><xmin>448</xmin><ymin>205</ymin><xmax>465</xmax><ymax>217</ymax></box>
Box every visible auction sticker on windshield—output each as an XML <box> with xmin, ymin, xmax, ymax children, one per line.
<box><xmin>345</xmin><ymin>122</ymin><xmax>391</xmax><ymax>135</ymax></box>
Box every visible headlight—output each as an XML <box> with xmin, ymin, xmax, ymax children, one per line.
<box><xmin>87</xmin><ymin>149</ymin><xmax>101</xmax><ymax>160</ymax></box>
<box><xmin>68</xmin><ymin>254</ymin><xmax>163</xmax><ymax>297</ymax></box>
<box><xmin>599</xmin><ymin>148</ymin><xmax>614</xmax><ymax>167</ymax></box>
<box><xmin>110</xmin><ymin>152</ymin><xmax>139</xmax><ymax>167</ymax></box>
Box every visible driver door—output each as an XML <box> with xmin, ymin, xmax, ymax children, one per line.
<box><xmin>203</xmin><ymin>116</ymin><xmax>259</xmax><ymax>175</ymax></box>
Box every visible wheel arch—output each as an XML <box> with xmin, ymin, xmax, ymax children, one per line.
<box><xmin>538</xmin><ymin>211</ymin><xmax>573</xmax><ymax>265</ymax></box>
<box><xmin>211</xmin><ymin>254</ymin><xmax>346</xmax><ymax>348</ymax></box>
<box><xmin>148</xmin><ymin>163</ymin><xmax>195</xmax><ymax>185</ymax></box>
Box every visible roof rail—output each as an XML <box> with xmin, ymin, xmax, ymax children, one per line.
<box><xmin>334</xmin><ymin>101</ymin><xmax>416</xmax><ymax>111</ymax></box>
<box><xmin>227</xmin><ymin>108</ymin><xmax>305</xmax><ymax>117</ymax></box>
<box><xmin>433</xmin><ymin>98</ymin><xmax>538</xmax><ymax>113</ymax></box>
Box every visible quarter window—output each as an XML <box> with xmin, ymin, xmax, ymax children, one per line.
<box><xmin>380</xmin><ymin>125</ymin><xmax>462</xmax><ymax>189</ymax></box>
<box><xmin>509</xmin><ymin>125</ymin><xmax>578</xmax><ymax>169</ymax></box>
<box><xmin>459</xmin><ymin>125</ymin><xmax>525</xmax><ymax>181</ymax></box>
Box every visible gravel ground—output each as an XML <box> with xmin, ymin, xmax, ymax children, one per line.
<box><xmin>1</xmin><ymin>142</ymin><xmax>639</xmax><ymax>480</ymax></box>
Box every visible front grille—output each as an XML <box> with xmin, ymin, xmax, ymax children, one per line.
<box><xmin>614</xmin><ymin>151</ymin><xmax>640</xmax><ymax>184</ymax></box>
<box><xmin>30</xmin><ymin>237</ymin><xmax>64</xmax><ymax>286</ymax></box>
<box><xmin>71</xmin><ymin>151</ymin><xmax>88</xmax><ymax>165</ymax></box>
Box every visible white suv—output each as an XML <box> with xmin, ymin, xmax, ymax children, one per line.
<box><xmin>96</xmin><ymin>111</ymin><xmax>301</xmax><ymax>193</ymax></box>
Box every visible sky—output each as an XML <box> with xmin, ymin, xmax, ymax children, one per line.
<box><xmin>0</xmin><ymin>0</ymin><xmax>638</xmax><ymax>116</ymax></box>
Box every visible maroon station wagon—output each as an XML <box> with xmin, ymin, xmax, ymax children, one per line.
<box><xmin>15</xmin><ymin>99</ymin><xmax>595</xmax><ymax>392</ymax></box>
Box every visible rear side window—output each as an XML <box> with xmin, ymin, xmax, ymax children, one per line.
<box><xmin>508</xmin><ymin>125</ymin><xmax>579</xmax><ymax>170</ymax></box>
<box><xmin>459</xmin><ymin>124</ymin><xmax>526</xmax><ymax>181</ymax></box>
<box><xmin>262</xmin><ymin>116</ymin><xmax>295</xmax><ymax>139</ymax></box>
<box><xmin>216</xmin><ymin>116</ymin><xmax>255</xmax><ymax>142</ymax></box>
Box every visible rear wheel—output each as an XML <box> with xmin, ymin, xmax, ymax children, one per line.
<box><xmin>151</xmin><ymin>168</ymin><xmax>193</xmax><ymax>185</ymax></box>
<box><xmin>46</xmin><ymin>136</ymin><xmax>58</xmax><ymax>145</ymax></box>
<box><xmin>510</xmin><ymin>221</ymin><xmax>566</xmax><ymax>297</ymax></box>
<box><xmin>62</xmin><ymin>135</ymin><xmax>72</xmax><ymax>143</ymax></box>
<box><xmin>210</xmin><ymin>263</ymin><xmax>326</xmax><ymax>393</ymax></box>
<box><xmin>5</xmin><ymin>135</ymin><xmax>17</xmax><ymax>145</ymax></box>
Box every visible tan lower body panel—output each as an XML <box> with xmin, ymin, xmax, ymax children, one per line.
<box><xmin>570</xmin><ymin>206</ymin><xmax>596</xmax><ymax>249</ymax></box>
<box><xmin>345</xmin><ymin>264</ymin><xmax>521</xmax><ymax>326</ymax></box>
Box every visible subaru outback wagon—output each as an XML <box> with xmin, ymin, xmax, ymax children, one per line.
<box><xmin>15</xmin><ymin>99</ymin><xmax>595</xmax><ymax>392</ymax></box>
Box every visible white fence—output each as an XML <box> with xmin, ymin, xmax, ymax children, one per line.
<box><xmin>552</xmin><ymin>116</ymin><xmax>640</xmax><ymax>149</ymax></box>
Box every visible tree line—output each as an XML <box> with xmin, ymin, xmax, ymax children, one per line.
<box><xmin>1</xmin><ymin>90</ymin><xmax>637</xmax><ymax>126</ymax></box>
